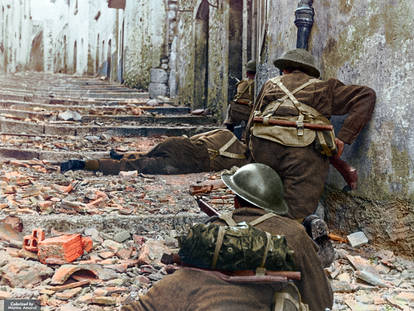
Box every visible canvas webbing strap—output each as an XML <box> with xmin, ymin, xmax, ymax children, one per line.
<box><xmin>273</xmin><ymin>292</ymin><xmax>301</xmax><ymax>311</ymax></box>
<box><xmin>219</xmin><ymin>213</ymin><xmax>237</xmax><ymax>226</ymax></box>
<box><xmin>260</xmin><ymin>231</ymin><xmax>272</xmax><ymax>268</ymax></box>
<box><xmin>234</xmin><ymin>79</ymin><xmax>254</xmax><ymax>102</ymax></box>
<box><xmin>316</xmin><ymin>131</ymin><xmax>332</xmax><ymax>156</ymax></box>
<box><xmin>249</xmin><ymin>213</ymin><xmax>277</xmax><ymax>226</ymax></box>
<box><xmin>211</xmin><ymin>225</ymin><xmax>225</xmax><ymax>269</ymax></box>
<box><xmin>273</xmin><ymin>283</ymin><xmax>309</xmax><ymax>311</ymax></box>
<box><xmin>264</xmin><ymin>78</ymin><xmax>319</xmax><ymax>136</ymax></box>
<box><xmin>217</xmin><ymin>135</ymin><xmax>246</xmax><ymax>159</ymax></box>
<box><xmin>266</xmin><ymin>77</ymin><xmax>319</xmax><ymax>116</ymax></box>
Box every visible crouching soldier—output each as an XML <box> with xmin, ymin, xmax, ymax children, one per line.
<box><xmin>224</xmin><ymin>60</ymin><xmax>256</xmax><ymax>136</ymax></box>
<box><xmin>121</xmin><ymin>163</ymin><xmax>333</xmax><ymax>311</ymax></box>
<box><xmin>60</xmin><ymin>129</ymin><xmax>249</xmax><ymax>175</ymax></box>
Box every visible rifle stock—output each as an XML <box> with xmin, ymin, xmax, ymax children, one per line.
<box><xmin>329</xmin><ymin>156</ymin><xmax>358</xmax><ymax>190</ymax></box>
<box><xmin>195</xmin><ymin>197</ymin><xmax>220</xmax><ymax>217</ymax></box>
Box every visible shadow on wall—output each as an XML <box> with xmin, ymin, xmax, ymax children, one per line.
<box><xmin>28</xmin><ymin>31</ymin><xmax>44</xmax><ymax>72</ymax></box>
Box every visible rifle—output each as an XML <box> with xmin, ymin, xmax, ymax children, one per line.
<box><xmin>195</xmin><ymin>197</ymin><xmax>220</xmax><ymax>217</ymax></box>
<box><xmin>253</xmin><ymin>117</ymin><xmax>358</xmax><ymax>190</ymax></box>
<box><xmin>329</xmin><ymin>156</ymin><xmax>358</xmax><ymax>191</ymax></box>
<box><xmin>161</xmin><ymin>253</ymin><xmax>301</xmax><ymax>283</ymax></box>
<box><xmin>253</xmin><ymin>116</ymin><xmax>333</xmax><ymax>131</ymax></box>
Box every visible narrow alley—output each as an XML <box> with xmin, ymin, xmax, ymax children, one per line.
<box><xmin>0</xmin><ymin>0</ymin><xmax>413</xmax><ymax>311</ymax></box>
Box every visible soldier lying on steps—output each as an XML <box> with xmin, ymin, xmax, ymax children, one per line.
<box><xmin>121</xmin><ymin>163</ymin><xmax>333</xmax><ymax>311</ymax></box>
<box><xmin>60</xmin><ymin>129</ymin><xmax>249</xmax><ymax>175</ymax></box>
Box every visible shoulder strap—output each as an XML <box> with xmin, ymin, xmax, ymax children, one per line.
<box><xmin>218</xmin><ymin>135</ymin><xmax>246</xmax><ymax>159</ymax></box>
<box><xmin>234</xmin><ymin>79</ymin><xmax>254</xmax><ymax>101</ymax></box>
<box><xmin>219</xmin><ymin>213</ymin><xmax>237</xmax><ymax>226</ymax></box>
<box><xmin>249</xmin><ymin>213</ymin><xmax>277</xmax><ymax>226</ymax></box>
<box><xmin>270</xmin><ymin>78</ymin><xmax>319</xmax><ymax>113</ymax></box>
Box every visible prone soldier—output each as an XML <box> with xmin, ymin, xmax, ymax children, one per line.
<box><xmin>60</xmin><ymin>129</ymin><xmax>249</xmax><ymax>175</ymax></box>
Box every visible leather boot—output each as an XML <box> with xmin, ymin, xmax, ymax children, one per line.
<box><xmin>302</xmin><ymin>214</ymin><xmax>336</xmax><ymax>268</ymax></box>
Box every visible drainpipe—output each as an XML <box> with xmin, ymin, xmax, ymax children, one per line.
<box><xmin>294</xmin><ymin>0</ymin><xmax>314</xmax><ymax>50</ymax></box>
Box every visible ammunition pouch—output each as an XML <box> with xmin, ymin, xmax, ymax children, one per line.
<box><xmin>251</xmin><ymin>77</ymin><xmax>337</xmax><ymax>157</ymax></box>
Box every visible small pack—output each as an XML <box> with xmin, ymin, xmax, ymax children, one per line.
<box><xmin>178</xmin><ymin>222</ymin><xmax>296</xmax><ymax>271</ymax></box>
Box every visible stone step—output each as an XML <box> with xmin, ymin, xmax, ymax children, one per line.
<box><xmin>0</xmin><ymin>119</ymin><xmax>218</xmax><ymax>137</ymax></box>
<box><xmin>0</xmin><ymin>90</ymin><xmax>150</xmax><ymax>101</ymax></box>
<box><xmin>0</xmin><ymin>108</ymin><xmax>214</xmax><ymax>125</ymax></box>
<box><xmin>0</xmin><ymin>100</ymin><xmax>191</xmax><ymax>114</ymax></box>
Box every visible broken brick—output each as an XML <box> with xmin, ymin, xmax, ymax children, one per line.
<box><xmin>38</xmin><ymin>234</ymin><xmax>84</xmax><ymax>264</ymax></box>
<box><xmin>47</xmin><ymin>280</ymin><xmax>90</xmax><ymax>292</ymax></box>
<box><xmin>51</xmin><ymin>265</ymin><xmax>99</xmax><ymax>285</ymax></box>
<box><xmin>23</xmin><ymin>228</ymin><xmax>45</xmax><ymax>252</ymax></box>
<box><xmin>55</xmin><ymin>287</ymin><xmax>83</xmax><ymax>300</ymax></box>
<box><xmin>81</xmin><ymin>236</ymin><xmax>93</xmax><ymax>252</ymax></box>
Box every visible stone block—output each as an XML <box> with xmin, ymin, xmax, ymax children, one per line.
<box><xmin>150</xmin><ymin>68</ymin><xmax>168</xmax><ymax>84</ymax></box>
<box><xmin>149</xmin><ymin>82</ymin><xmax>168</xmax><ymax>99</ymax></box>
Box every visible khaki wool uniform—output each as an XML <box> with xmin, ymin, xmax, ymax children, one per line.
<box><xmin>213</xmin><ymin>208</ymin><xmax>333</xmax><ymax>311</ymax></box>
<box><xmin>224</xmin><ymin>78</ymin><xmax>255</xmax><ymax>126</ymax></box>
<box><xmin>122</xmin><ymin>269</ymin><xmax>284</xmax><ymax>311</ymax></box>
<box><xmin>121</xmin><ymin>207</ymin><xmax>332</xmax><ymax>311</ymax></box>
<box><xmin>249</xmin><ymin>71</ymin><xmax>376</xmax><ymax>219</ymax></box>
<box><xmin>84</xmin><ymin>129</ymin><xmax>248</xmax><ymax>175</ymax></box>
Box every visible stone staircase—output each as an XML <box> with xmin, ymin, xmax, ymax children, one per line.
<box><xmin>0</xmin><ymin>72</ymin><xmax>218</xmax><ymax>162</ymax></box>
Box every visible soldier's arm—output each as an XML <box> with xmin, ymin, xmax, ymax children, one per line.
<box><xmin>329</xmin><ymin>78</ymin><xmax>376</xmax><ymax>144</ymax></box>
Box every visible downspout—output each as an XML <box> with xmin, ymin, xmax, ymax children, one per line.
<box><xmin>294</xmin><ymin>0</ymin><xmax>314</xmax><ymax>50</ymax></box>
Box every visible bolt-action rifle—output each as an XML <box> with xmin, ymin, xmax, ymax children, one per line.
<box><xmin>195</xmin><ymin>197</ymin><xmax>220</xmax><ymax>217</ymax></box>
<box><xmin>253</xmin><ymin>117</ymin><xmax>358</xmax><ymax>190</ymax></box>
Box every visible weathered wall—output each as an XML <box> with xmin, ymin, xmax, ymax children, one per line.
<box><xmin>207</xmin><ymin>1</ymin><xmax>229</xmax><ymax>119</ymax></box>
<box><xmin>0</xmin><ymin>0</ymin><xmax>121</xmax><ymax>80</ymax></box>
<box><xmin>260</xmin><ymin>0</ymin><xmax>414</xmax><ymax>256</ymax></box>
<box><xmin>172</xmin><ymin>0</ymin><xmax>195</xmax><ymax>106</ymax></box>
<box><xmin>123</xmin><ymin>0</ymin><xmax>167</xmax><ymax>89</ymax></box>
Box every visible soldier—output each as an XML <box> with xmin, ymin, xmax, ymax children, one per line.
<box><xmin>59</xmin><ymin>129</ymin><xmax>249</xmax><ymax>175</ymax></box>
<box><xmin>121</xmin><ymin>163</ymin><xmax>333</xmax><ymax>311</ymax></box>
<box><xmin>224</xmin><ymin>60</ymin><xmax>256</xmax><ymax>135</ymax></box>
<box><xmin>248</xmin><ymin>48</ymin><xmax>376</xmax><ymax>221</ymax></box>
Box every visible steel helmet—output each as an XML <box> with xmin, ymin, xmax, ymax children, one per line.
<box><xmin>273</xmin><ymin>48</ymin><xmax>320</xmax><ymax>78</ymax></box>
<box><xmin>246</xmin><ymin>60</ymin><xmax>256</xmax><ymax>73</ymax></box>
<box><xmin>221</xmin><ymin>163</ymin><xmax>288</xmax><ymax>215</ymax></box>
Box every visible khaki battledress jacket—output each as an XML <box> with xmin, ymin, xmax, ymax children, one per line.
<box><xmin>224</xmin><ymin>78</ymin><xmax>255</xmax><ymax>126</ymax></box>
<box><xmin>249</xmin><ymin>71</ymin><xmax>376</xmax><ymax>219</ymax></box>
<box><xmin>121</xmin><ymin>208</ymin><xmax>332</xmax><ymax>311</ymax></box>
<box><xmin>121</xmin><ymin>269</ymin><xmax>282</xmax><ymax>311</ymax></box>
<box><xmin>84</xmin><ymin>129</ymin><xmax>248</xmax><ymax>175</ymax></box>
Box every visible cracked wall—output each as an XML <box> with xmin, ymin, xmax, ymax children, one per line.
<box><xmin>123</xmin><ymin>0</ymin><xmax>167</xmax><ymax>89</ymax></box>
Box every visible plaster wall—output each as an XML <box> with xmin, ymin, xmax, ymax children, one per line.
<box><xmin>123</xmin><ymin>0</ymin><xmax>167</xmax><ymax>89</ymax></box>
<box><xmin>0</xmin><ymin>0</ymin><xmax>120</xmax><ymax>78</ymax></box>
<box><xmin>174</xmin><ymin>0</ymin><xmax>196</xmax><ymax>107</ymax></box>
<box><xmin>208</xmin><ymin>1</ymin><xmax>230</xmax><ymax>119</ymax></box>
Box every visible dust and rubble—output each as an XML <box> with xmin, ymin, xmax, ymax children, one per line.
<box><xmin>0</xmin><ymin>159</ymin><xmax>413</xmax><ymax>311</ymax></box>
<box><xmin>0</xmin><ymin>72</ymin><xmax>412</xmax><ymax>311</ymax></box>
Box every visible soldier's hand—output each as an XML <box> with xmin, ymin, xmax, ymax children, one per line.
<box><xmin>334</xmin><ymin>138</ymin><xmax>344</xmax><ymax>158</ymax></box>
<box><xmin>60</xmin><ymin>160</ymin><xmax>85</xmax><ymax>173</ymax></box>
